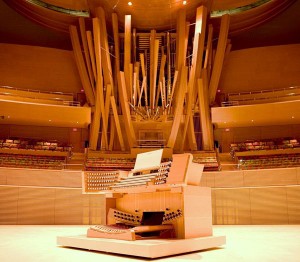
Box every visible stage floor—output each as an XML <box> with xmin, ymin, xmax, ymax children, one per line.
<box><xmin>0</xmin><ymin>225</ymin><xmax>300</xmax><ymax>261</ymax></box>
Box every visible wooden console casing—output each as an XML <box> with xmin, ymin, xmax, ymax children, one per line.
<box><xmin>57</xmin><ymin>151</ymin><xmax>225</xmax><ymax>257</ymax></box>
<box><xmin>110</xmin><ymin>186</ymin><xmax>212</xmax><ymax>239</ymax></box>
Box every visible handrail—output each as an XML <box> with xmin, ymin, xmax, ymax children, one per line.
<box><xmin>227</xmin><ymin>85</ymin><xmax>300</xmax><ymax>97</ymax></box>
<box><xmin>0</xmin><ymin>85</ymin><xmax>74</xmax><ymax>96</ymax></box>
<box><xmin>221</xmin><ymin>101</ymin><xmax>239</xmax><ymax>107</ymax></box>
<box><xmin>223</xmin><ymin>86</ymin><xmax>300</xmax><ymax>106</ymax></box>
<box><xmin>0</xmin><ymin>85</ymin><xmax>81</xmax><ymax>107</ymax></box>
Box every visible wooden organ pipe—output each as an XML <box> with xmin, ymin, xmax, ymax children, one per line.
<box><xmin>95</xmin><ymin>7</ymin><xmax>115</xmax><ymax>95</ymax></box>
<box><xmin>101</xmin><ymin>84</ymin><xmax>112</xmax><ymax>149</ymax></box>
<box><xmin>112</xmin><ymin>13</ymin><xmax>121</xmax><ymax>100</ymax></box>
<box><xmin>110</xmin><ymin>96</ymin><xmax>126</xmax><ymax>151</ymax></box>
<box><xmin>155</xmin><ymin>54</ymin><xmax>167</xmax><ymax>108</ymax></box>
<box><xmin>166</xmin><ymin>32</ymin><xmax>172</xmax><ymax>106</ymax></box>
<box><xmin>92</xmin><ymin>17</ymin><xmax>108</xmax><ymax>149</ymax></box>
<box><xmin>86</xmin><ymin>31</ymin><xmax>97</xmax><ymax>82</ymax></box>
<box><xmin>79</xmin><ymin>17</ymin><xmax>95</xmax><ymax>87</ymax></box>
<box><xmin>208</xmin><ymin>14</ymin><xmax>230</xmax><ymax>104</ymax></box>
<box><xmin>180</xmin><ymin>5</ymin><xmax>208</xmax><ymax>151</ymax></box>
<box><xmin>167</xmin><ymin>70</ymin><xmax>178</xmax><ymax>114</ymax></box>
<box><xmin>69</xmin><ymin>25</ymin><xmax>95</xmax><ymax>106</ymax></box>
<box><xmin>108</xmin><ymin>116</ymin><xmax>116</xmax><ymax>151</ymax></box>
<box><xmin>124</xmin><ymin>15</ymin><xmax>132</xmax><ymax>99</ymax></box>
<box><xmin>204</xmin><ymin>24</ymin><xmax>213</xmax><ymax>70</ymax></box>
<box><xmin>167</xmin><ymin>66</ymin><xmax>188</xmax><ymax>148</ymax></box>
<box><xmin>118</xmin><ymin>71</ymin><xmax>137</xmax><ymax>148</ymax></box>
<box><xmin>149</xmin><ymin>29</ymin><xmax>156</xmax><ymax>109</ymax></box>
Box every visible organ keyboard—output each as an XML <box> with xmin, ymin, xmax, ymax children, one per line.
<box><xmin>87</xmin><ymin>209</ymin><xmax>177</xmax><ymax>240</ymax></box>
<box><xmin>83</xmin><ymin>152</ymin><xmax>203</xmax><ymax>194</ymax></box>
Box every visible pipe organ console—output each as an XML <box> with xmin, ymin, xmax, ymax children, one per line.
<box><xmin>57</xmin><ymin>149</ymin><xmax>225</xmax><ymax>257</ymax></box>
<box><xmin>82</xmin><ymin>149</ymin><xmax>213</xmax><ymax>241</ymax></box>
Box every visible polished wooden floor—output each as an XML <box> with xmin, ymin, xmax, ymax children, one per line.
<box><xmin>0</xmin><ymin>225</ymin><xmax>299</xmax><ymax>261</ymax></box>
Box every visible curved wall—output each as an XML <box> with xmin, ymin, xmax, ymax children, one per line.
<box><xmin>219</xmin><ymin>44</ymin><xmax>300</xmax><ymax>93</ymax></box>
<box><xmin>0</xmin><ymin>43</ymin><xmax>81</xmax><ymax>94</ymax></box>
<box><xmin>201</xmin><ymin>168</ymin><xmax>300</xmax><ymax>224</ymax></box>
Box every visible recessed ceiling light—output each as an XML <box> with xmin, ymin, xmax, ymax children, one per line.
<box><xmin>183</xmin><ymin>0</ymin><xmax>187</xmax><ymax>5</ymax></box>
<box><xmin>128</xmin><ymin>1</ymin><xmax>132</xmax><ymax>6</ymax></box>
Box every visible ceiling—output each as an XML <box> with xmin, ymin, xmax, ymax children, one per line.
<box><xmin>0</xmin><ymin>0</ymin><xmax>300</xmax><ymax>51</ymax></box>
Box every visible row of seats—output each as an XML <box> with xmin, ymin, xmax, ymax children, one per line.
<box><xmin>85</xmin><ymin>157</ymin><xmax>136</xmax><ymax>171</ymax></box>
<box><xmin>230</xmin><ymin>138</ymin><xmax>299</xmax><ymax>157</ymax></box>
<box><xmin>0</xmin><ymin>153</ymin><xmax>66</xmax><ymax>170</ymax></box>
<box><xmin>192</xmin><ymin>156</ymin><xmax>220</xmax><ymax>171</ymax></box>
<box><xmin>230</xmin><ymin>138</ymin><xmax>300</xmax><ymax>170</ymax></box>
<box><xmin>0</xmin><ymin>138</ymin><xmax>72</xmax><ymax>152</ymax></box>
<box><xmin>237</xmin><ymin>154</ymin><xmax>300</xmax><ymax>170</ymax></box>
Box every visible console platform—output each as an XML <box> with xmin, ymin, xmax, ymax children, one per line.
<box><xmin>57</xmin><ymin>234</ymin><xmax>226</xmax><ymax>258</ymax></box>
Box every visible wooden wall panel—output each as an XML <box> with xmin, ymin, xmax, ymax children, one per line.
<box><xmin>54</xmin><ymin>189</ymin><xmax>86</xmax><ymax>224</ymax></box>
<box><xmin>6</xmin><ymin>125</ymin><xmax>70</xmax><ymax>143</ymax></box>
<box><xmin>0</xmin><ymin>173</ymin><xmax>7</xmax><ymax>185</ymax></box>
<box><xmin>296</xmin><ymin>167</ymin><xmax>300</xmax><ymax>185</ymax></box>
<box><xmin>1</xmin><ymin>168</ymin><xmax>82</xmax><ymax>188</ymax></box>
<box><xmin>244</xmin><ymin>168</ymin><xmax>298</xmax><ymax>187</ymax></box>
<box><xmin>214</xmin><ymin>171</ymin><xmax>244</xmax><ymax>188</ymax></box>
<box><xmin>219</xmin><ymin>44</ymin><xmax>300</xmax><ymax>93</ymax></box>
<box><xmin>0</xmin><ymin>186</ymin><xmax>18</xmax><ymax>224</ymax></box>
<box><xmin>286</xmin><ymin>186</ymin><xmax>300</xmax><ymax>223</ymax></box>
<box><xmin>88</xmin><ymin>194</ymin><xmax>106</xmax><ymax>225</ymax></box>
<box><xmin>213</xmin><ymin>188</ymin><xmax>251</xmax><ymax>225</ymax></box>
<box><xmin>250</xmin><ymin>187</ymin><xmax>288</xmax><ymax>224</ymax></box>
<box><xmin>200</xmin><ymin>172</ymin><xmax>215</xmax><ymax>187</ymax></box>
<box><xmin>18</xmin><ymin>187</ymin><xmax>56</xmax><ymax>224</ymax></box>
<box><xmin>18</xmin><ymin>197</ymin><xmax>55</xmax><ymax>225</ymax></box>
<box><xmin>0</xmin><ymin>185</ymin><xmax>106</xmax><ymax>225</ymax></box>
<box><xmin>0</xmin><ymin>43</ymin><xmax>82</xmax><ymax>93</ymax></box>
<box><xmin>211</xmin><ymin>188</ymin><xmax>216</xmax><ymax>225</ymax></box>
<box><xmin>208</xmin><ymin>168</ymin><xmax>299</xmax><ymax>188</ymax></box>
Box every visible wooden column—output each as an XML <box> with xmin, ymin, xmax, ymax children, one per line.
<box><xmin>124</xmin><ymin>15</ymin><xmax>132</xmax><ymax>99</ymax></box>
<box><xmin>118</xmin><ymin>71</ymin><xmax>137</xmax><ymax>148</ymax></box>
<box><xmin>173</xmin><ymin>10</ymin><xmax>187</xmax><ymax>106</ymax></box>
<box><xmin>149</xmin><ymin>29</ymin><xmax>156</xmax><ymax>109</ymax></box>
<box><xmin>89</xmin><ymin>18</ymin><xmax>108</xmax><ymax>149</ymax></box>
<box><xmin>208</xmin><ymin>14</ymin><xmax>230</xmax><ymax>104</ymax></box>
<box><xmin>110</xmin><ymin>96</ymin><xmax>126</xmax><ymax>151</ymax></box>
<box><xmin>180</xmin><ymin>6</ymin><xmax>207</xmax><ymax>151</ymax></box>
<box><xmin>95</xmin><ymin>7</ymin><xmax>115</xmax><ymax>93</ymax></box>
<box><xmin>69</xmin><ymin>25</ymin><xmax>95</xmax><ymax>106</ymax></box>
<box><xmin>86</xmin><ymin>31</ymin><xmax>97</xmax><ymax>81</ymax></box>
<box><xmin>112</xmin><ymin>13</ymin><xmax>121</xmax><ymax>100</ymax></box>
<box><xmin>175</xmin><ymin>9</ymin><xmax>186</xmax><ymax>71</ymax></box>
<box><xmin>167</xmin><ymin>66</ymin><xmax>188</xmax><ymax>149</ymax></box>
<box><xmin>197</xmin><ymin>78</ymin><xmax>213</xmax><ymax>151</ymax></box>
<box><xmin>79</xmin><ymin>17</ymin><xmax>95</xmax><ymax>87</ymax></box>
